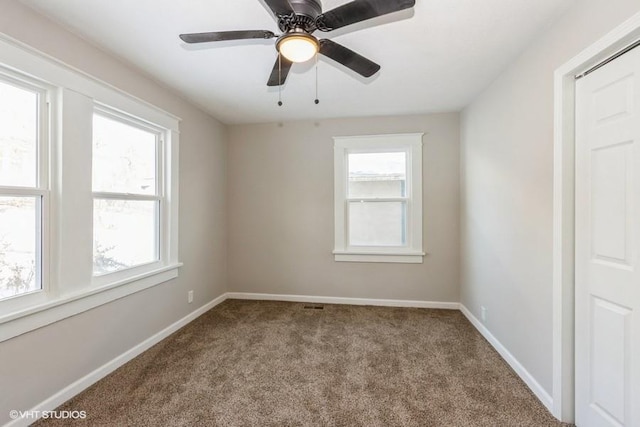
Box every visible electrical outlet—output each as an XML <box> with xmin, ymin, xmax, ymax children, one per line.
<box><xmin>481</xmin><ymin>306</ymin><xmax>487</xmax><ymax>322</ymax></box>
<box><xmin>188</xmin><ymin>290</ymin><xmax>194</xmax><ymax>304</ymax></box>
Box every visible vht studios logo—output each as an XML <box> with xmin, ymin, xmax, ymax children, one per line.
<box><xmin>9</xmin><ymin>410</ymin><xmax>87</xmax><ymax>420</ymax></box>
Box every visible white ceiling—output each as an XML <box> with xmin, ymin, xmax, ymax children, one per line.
<box><xmin>21</xmin><ymin>0</ymin><xmax>574</xmax><ymax>124</ymax></box>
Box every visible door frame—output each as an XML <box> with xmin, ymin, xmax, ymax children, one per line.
<box><xmin>553</xmin><ymin>11</ymin><xmax>640</xmax><ymax>423</ymax></box>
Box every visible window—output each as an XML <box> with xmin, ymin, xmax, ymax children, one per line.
<box><xmin>0</xmin><ymin>73</ymin><xmax>49</xmax><ymax>300</ymax></box>
<box><xmin>0</xmin><ymin>35</ymin><xmax>181</xmax><ymax>342</ymax></box>
<box><xmin>333</xmin><ymin>134</ymin><xmax>424</xmax><ymax>263</ymax></box>
<box><xmin>92</xmin><ymin>110</ymin><xmax>162</xmax><ymax>276</ymax></box>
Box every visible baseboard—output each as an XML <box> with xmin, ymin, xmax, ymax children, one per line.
<box><xmin>459</xmin><ymin>304</ymin><xmax>554</xmax><ymax>412</ymax></box>
<box><xmin>5</xmin><ymin>293</ymin><xmax>228</xmax><ymax>427</ymax></box>
<box><xmin>4</xmin><ymin>294</ymin><xmax>553</xmax><ymax>426</ymax></box>
<box><xmin>226</xmin><ymin>292</ymin><xmax>460</xmax><ymax>310</ymax></box>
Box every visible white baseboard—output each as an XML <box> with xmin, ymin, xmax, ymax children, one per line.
<box><xmin>226</xmin><ymin>292</ymin><xmax>460</xmax><ymax>310</ymax></box>
<box><xmin>459</xmin><ymin>304</ymin><xmax>553</xmax><ymax>412</ymax></box>
<box><xmin>4</xmin><ymin>294</ymin><xmax>554</xmax><ymax>427</ymax></box>
<box><xmin>5</xmin><ymin>293</ymin><xmax>228</xmax><ymax>427</ymax></box>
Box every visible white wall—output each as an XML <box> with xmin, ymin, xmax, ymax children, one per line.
<box><xmin>0</xmin><ymin>1</ymin><xmax>227</xmax><ymax>422</ymax></box>
<box><xmin>460</xmin><ymin>0</ymin><xmax>640</xmax><ymax>397</ymax></box>
<box><xmin>228</xmin><ymin>114</ymin><xmax>460</xmax><ymax>303</ymax></box>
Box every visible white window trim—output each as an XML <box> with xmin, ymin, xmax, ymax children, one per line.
<box><xmin>0</xmin><ymin>33</ymin><xmax>182</xmax><ymax>342</ymax></box>
<box><xmin>333</xmin><ymin>133</ymin><xmax>425</xmax><ymax>263</ymax></box>
<box><xmin>0</xmin><ymin>67</ymin><xmax>53</xmax><ymax>309</ymax></box>
<box><xmin>91</xmin><ymin>105</ymin><xmax>166</xmax><ymax>284</ymax></box>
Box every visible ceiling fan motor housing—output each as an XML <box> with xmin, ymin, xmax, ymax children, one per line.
<box><xmin>278</xmin><ymin>0</ymin><xmax>322</xmax><ymax>33</ymax></box>
<box><xmin>290</xmin><ymin>0</ymin><xmax>322</xmax><ymax>19</ymax></box>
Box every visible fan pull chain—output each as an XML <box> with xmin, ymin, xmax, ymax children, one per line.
<box><xmin>278</xmin><ymin>53</ymin><xmax>283</xmax><ymax>107</ymax></box>
<box><xmin>314</xmin><ymin>53</ymin><xmax>320</xmax><ymax>105</ymax></box>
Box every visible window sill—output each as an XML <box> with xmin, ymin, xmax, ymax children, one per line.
<box><xmin>0</xmin><ymin>263</ymin><xmax>183</xmax><ymax>342</ymax></box>
<box><xmin>333</xmin><ymin>251</ymin><xmax>425</xmax><ymax>264</ymax></box>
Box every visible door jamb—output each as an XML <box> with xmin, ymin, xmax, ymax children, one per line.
<box><xmin>553</xmin><ymin>11</ymin><xmax>640</xmax><ymax>423</ymax></box>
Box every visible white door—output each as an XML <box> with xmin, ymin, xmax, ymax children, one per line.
<box><xmin>575</xmin><ymin>45</ymin><xmax>640</xmax><ymax>427</ymax></box>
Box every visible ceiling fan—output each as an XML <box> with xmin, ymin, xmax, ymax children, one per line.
<box><xmin>179</xmin><ymin>0</ymin><xmax>416</xmax><ymax>87</ymax></box>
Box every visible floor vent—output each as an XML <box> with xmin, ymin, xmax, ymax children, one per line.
<box><xmin>303</xmin><ymin>304</ymin><xmax>324</xmax><ymax>310</ymax></box>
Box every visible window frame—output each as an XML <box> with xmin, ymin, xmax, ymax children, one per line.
<box><xmin>0</xmin><ymin>34</ymin><xmax>181</xmax><ymax>342</ymax></box>
<box><xmin>333</xmin><ymin>133</ymin><xmax>424</xmax><ymax>263</ymax></box>
<box><xmin>0</xmin><ymin>68</ymin><xmax>52</xmax><ymax>304</ymax></box>
<box><xmin>91</xmin><ymin>106</ymin><xmax>165</xmax><ymax>283</ymax></box>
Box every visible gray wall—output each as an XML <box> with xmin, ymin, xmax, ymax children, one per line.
<box><xmin>0</xmin><ymin>1</ymin><xmax>228</xmax><ymax>421</ymax></box>
<box><xmin>6</xmin><ymin>0</ymin><xmax>640</xmax><ymax>420</ymax></box>
<box><xmin>228</xmin><ymin>114</ymin><xmax>460</xmax><ymax>302</ymax></box>
<box><xmin>460</xmin><ymin>0</ymin><xmax>640</xmax><ymax>396</ymax></box>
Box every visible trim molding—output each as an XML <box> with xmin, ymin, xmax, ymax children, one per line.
<box><xmin>0</xmin><ymin>265</ymin><xmax>182</xmax><ymax>343</ymax></box>
<box><xmin>5</xmin><ymin>293</ymin><xmax>558</xmax><ymax>426</ymax></box>
<box><xmin>460</xmin><ymin>304</ymin><xmax>553</xmax><ymax>412</ymax></box>
<box><xmin>334</xmin><ymin>254</ymin><xmax>424</xmax><ymax>264</ymax></box>
<box><xmin>226</xmin><ymin>292</ymin><xmax>459</xmax><ymax>309</ymax></box>
<box><xmin>552</xmin><ymin>10</ymin><xmax>640</xmax><ymax>422</ymax></box>
<box><xmin>5</xmin><ymin>293</ymin><xmax>227</xmax><ymax>427</ymax></box>
<box><xmin>333</xmin><ymin>134</ymin><xmax>424</xmax><ymax>265</ymax></box>
<box><xmin>0</xmin><ymin>32</ymin><xmax>181</xmax><ymax>126</ymax></box>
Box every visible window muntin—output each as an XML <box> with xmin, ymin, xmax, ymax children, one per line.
<box><xmin>92</xmin><ymin>109</ymin><xmax>162</xmax><ymax>276</ymax></box>
<box><xmin>334</xmin><ymin>134</ymin><xmax>423</xmax><ymax>263</ymax></box>
<box><xmin>0</xmin><ymin>75</ymin><xmax>47</xmax><ymax>300</ymax></box>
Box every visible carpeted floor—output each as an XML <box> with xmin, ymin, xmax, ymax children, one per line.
<box><xmin>37</xmin><ymin>300</ymin><xmax>570</xmax><ymax>426</ymax></box>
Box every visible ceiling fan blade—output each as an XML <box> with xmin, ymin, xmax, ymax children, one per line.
<box><xmin>316</xmin><ymin>0</ymin><xmax>415</xmax><ymax>31</ymax></box>
<box><xmin>267</xmin><ymin>55</ymin><xmax>293</xmax><ymax>86</ymax></box>
<box><xmin>319</xmin><ymin>39</ymin><xmax>380</xmax><ymax>78</ymax></box>
<box><xmin>179</xmin><ymin>30</ymin><xmax>275</xmax><ymax>43</ymax></box>
<box><xmin>263</xmin><ymin>0</ymin><xmax>295</xmax><ymax>18</ymax></box>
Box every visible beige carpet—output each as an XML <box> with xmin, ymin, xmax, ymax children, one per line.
<box><xmin>37</xmin><ymin>300</ymin><xmax>570</xmax><ymax>426</ymax></box>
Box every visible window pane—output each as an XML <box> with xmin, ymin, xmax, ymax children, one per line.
<box><xmin>93</xmin><ymin>114</ymin><xmax>157</xmax><ymax>195</ymax></box>
<box><xmin>93</xmin><ymin>199</ymin><xmax>158</xmax><ymax>275</ymax></box>
<box><xmin>0</xmin><ymin>80</ymin><xmax>38</xmax><ymax>188</ymax></box>
<box><xmin>348</xmin><ymin>152</ymin><xmax>406</xmax><ymax>198</ymax></box>
<box><xmin>348</xmin><ymin>201</ymin><xmax>406</xmax><ymax>247</ymax></box>
<box><xmin>0</xmin><ymin>196</ymin><xmax>40</xmax><ymax>299</ymax></box>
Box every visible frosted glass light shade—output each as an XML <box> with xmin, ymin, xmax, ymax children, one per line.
<box><xmin>277</xmin><ymin>35</ymin><xmax>319</xmax><ymax>63</ymax></box>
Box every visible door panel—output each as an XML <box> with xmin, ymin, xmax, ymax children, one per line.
<box><xmin>575</xmin><ymin>45</ymin><xmax>640</xmax><ymax>427</ymax></box>
<box><xmin>590</xmin><ymin>297</ymin><xmax>630</xmax><ymax>425</ymax></box>
<box><xmin>593</xmin><ymin>75</ymin><xmax>633</xmax><ymax>124</ymax></box>
<box><xmin>591</xmin><ymin>142</ymin><xmax>632</xmax><ymax>264</ymax></box>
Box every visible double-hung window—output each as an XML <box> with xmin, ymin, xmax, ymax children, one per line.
<box><xmin>0</xmin><ymin>35</ymin><xmax>181</xmax><ymax>342</ymax></box>
<box><xmin>92</xmin><ymin>108</ymin><xmax>163</xmax><ymax>277</ymax></box>
<box><xmin>0</xmin><ymin>71</ymin><xmax>49</xmax><ymax>300</ymax></box>
<box><xmin>333</xmin><ymin>134</ymin><xmax>424</xmax><ymax>263</ymax></box>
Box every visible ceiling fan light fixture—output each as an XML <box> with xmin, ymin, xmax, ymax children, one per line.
<box><xmin>277</xmin><ymin>33</ymin><xmax>319</xmax><ymax>63</ymax></box>
<box><xmin>179</xmin><ymin>0</ymin><xmax>417</xmax><ymax>86</ymax></box>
